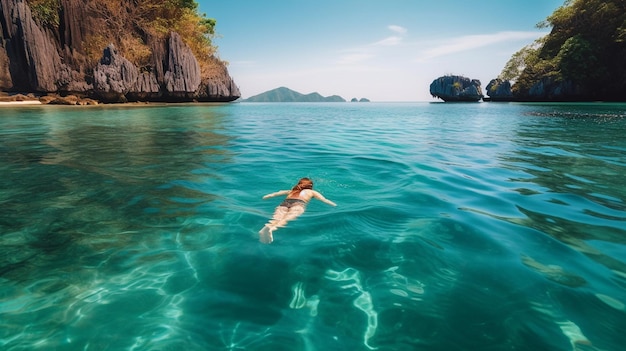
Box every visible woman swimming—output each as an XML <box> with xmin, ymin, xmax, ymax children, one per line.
<box><xmin>259</xmin><ymin>177</ymin><xmax>336</xmax><ymax>243</ymax></box>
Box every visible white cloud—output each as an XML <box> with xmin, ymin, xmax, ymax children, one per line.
<box><xmin>373</xmin><ymin>36</ymin><xmax>403</xmax><ymax>46</ymax></box>
<box><xmin>388</xmin><ymin>25</ymin><xmax>407</xmax><ymax>34</ymax></box>
<box><xmin>416</xmin><ymin>31</ymin><xmax>547</xmax><ymax>61</ymax></box>
<box><xmin>336</xmin><ymin>25</ymin><xmax>408</xmax><ymax>63</ymax></box>
<box><xmin>371</xmin><ymin>25</ymin><xmax>407</xmax><ymax>46</ymax></box>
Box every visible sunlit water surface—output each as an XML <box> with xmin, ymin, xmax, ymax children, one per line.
<box><xmin>1</xmin><ymin>102</ymin><xmax>625</xmax><ymax>350</ymax></box>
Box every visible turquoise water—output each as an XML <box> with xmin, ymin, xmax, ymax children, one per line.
<box><xmin>1</xmin><ymin>102</ymin><xmax>625</xmax><ymax>350</ymax></box>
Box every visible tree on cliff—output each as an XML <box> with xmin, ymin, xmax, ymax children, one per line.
<box><xmin>27</xmin><ymin>0</ymin><xmax>218</xmax><ymax>73</ymax></box>
<box><xmin>501</xmin><ymin>0</ymin><xmax>626</xmax><ymax>101</ymax></box>
<box><xmin>1</xmin><ymin>0</ymin><xmax>239</xmax><ymax>101</ymax></box>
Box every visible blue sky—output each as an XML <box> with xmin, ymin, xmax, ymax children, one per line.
<box><xmin>197</xmin><ymin>0</ymin><xmax>565</xmax><ymax>101</ymax></box>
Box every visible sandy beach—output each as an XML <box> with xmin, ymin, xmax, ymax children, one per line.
<box><xmin>0</xmin><ymin>100</ymin><xmax>42</xmax><ymax>105</ymax></box>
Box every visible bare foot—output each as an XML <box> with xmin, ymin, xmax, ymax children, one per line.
<box><xmin>259</xmin><ymin>226</ymin><xmax>273</xmax><ymax>244</ymax></box>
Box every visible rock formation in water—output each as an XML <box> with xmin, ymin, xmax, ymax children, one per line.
<box><xmin>430</xmin><ymin>75</ymin><xmax>483</xmax><ymax>102</ymax></box>
<box><xmin>485</xmin><ymin>79</ymin><xmax>513</xmax><ymax>101</ymax></box>
<box><xmin>0</xmin><ymin>0</ymin><xmax>240</xmax><ymax>103</ymax></box>
<box><xmin>498</xmin><ymin>0</ymin><xmax>625</xmax><ymax>102</ymax></box>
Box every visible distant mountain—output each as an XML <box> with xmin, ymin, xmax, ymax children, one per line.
<box><xmin>242</xmin><ymin>87</ymin><xmax>346</xmax><ymax>102</ymax></box>
<box><xmin>350</xmin><ymin>97</ymin><xmax>371</xmax><ymax>102</ymax></box>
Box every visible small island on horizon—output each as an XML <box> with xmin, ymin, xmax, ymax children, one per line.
<box><xmin>241</xmin><ymin>87</ymin><xmax>370</xmax><ymax>103</ymax></box>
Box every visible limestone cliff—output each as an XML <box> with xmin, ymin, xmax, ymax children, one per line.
<box><xmin>0</xmin><ymin>0</ymin><xmax>240</xmax><ymax>102</ymax></box>
<box><xmin>430</xmin><ymin>75</ymin><xmax>483</xmax><ymax>102</ymax></box>
<box><xmin>501</xmin><ymin>0</ymin><xmax>625</xmax><ymax>101</ymax></box>
<box><xmin>485</xmin><ymin>79</ymin><xmax>513</xmax><ymax>101</ymax></box>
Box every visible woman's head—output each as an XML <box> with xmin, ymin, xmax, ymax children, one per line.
<box><xmin>292</xmin><ymin>177</ymin><xmax>313</xmax><ymax>191</ymax></box>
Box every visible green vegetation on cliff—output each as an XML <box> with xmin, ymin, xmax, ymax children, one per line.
<box><xmin>500</xmin><ymin>0</ymin><xmax>626</xmax><ymax>100</ymax></box>
<box><xmin>28</xmin><ymin>0</ymin><xmax>61</xmax><ymax>27</ymax></box>
<box><xmin>27</xmin><ymin>0</ymin><xmax>220</xmax><ymax>75</ymax></box>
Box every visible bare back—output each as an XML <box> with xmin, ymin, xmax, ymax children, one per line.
<box><xmin>287</xmin><ymin>189</ymin><xmax>336</xmax><ymax>206</ymax></box>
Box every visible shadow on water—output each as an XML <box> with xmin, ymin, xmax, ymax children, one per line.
<box><xmin>492</xmin><ymin>108</ymin><xmax>626</xmax><ymax>279</ymax></box>
<box><xmin>1</xmin><ymin>106</ymin><xmax>234</xmax><ymax>278</ymax></box>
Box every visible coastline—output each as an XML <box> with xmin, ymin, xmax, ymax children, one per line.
<box><xmin>0</xmin><ymin>99</ymin><xmax>239</xmax><ymax>108</ymax></box>
<box><xmin>0</xmin><ymin>100</ymin><xmax>42</xmax><ymax>106</ymax></box>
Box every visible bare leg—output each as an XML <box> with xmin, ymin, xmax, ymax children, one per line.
<box><xmin>259</xmin><ymin>206</ymin><xmax>289</xmax><ymax>243</ymax></box>
<box><xmin>273</xmin><ymin>206</ymin><xmax>305</xmax><ymax>229</ymax></box>
<box><xmin>259</xmin><ymin>205</ymin><xmax>305</xmax><ymax>243</ymax></box>
<box><xmin>259</xmin><ymin>225</ymin><xmax>273</xmax><ymax>244</ymax></box>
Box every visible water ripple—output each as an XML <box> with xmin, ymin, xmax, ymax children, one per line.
<box><xmin>2</xmin><ymin>103</ymin><xmax>626</xmax><ymax>350</ymax></box>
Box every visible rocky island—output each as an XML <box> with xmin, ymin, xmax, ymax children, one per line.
<box><xmin>429</xmin><ymin>75</ymin><xmax>483</xmax><ymax>102</ymax></box>
<box><xmin>432</xmin><ymin>0</ymin><xmax>626</xmax><ymax>103</ymax></box>
<box><xmin>485</xmin><ymin>79</ymin><xmax>513</xmax><ymax>101</ymax></box>
<box><xmin>430</xmin><ymin>0</ymin><xmax>625</xmax><ymax>103</ymax></box>
<box><xmin>0</xmin><ymin>0</ymin><xmax>240</xmax><ymax>104</ymax></box>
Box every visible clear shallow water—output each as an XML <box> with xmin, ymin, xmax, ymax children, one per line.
<box><xmin>1</xmin><ymin>102</ymin><xmax>625</xmax><ymax>350</ymax></box>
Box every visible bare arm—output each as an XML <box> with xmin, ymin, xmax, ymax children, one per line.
<box><xmin>262</xmin><ymin>190</ymin><xmax>290</xmax><ymax>199</ymax></box>
<box><xmin>313</xmin><ymin>190</ymin><xmax>337</xmax><ymax>206</ymax></box>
